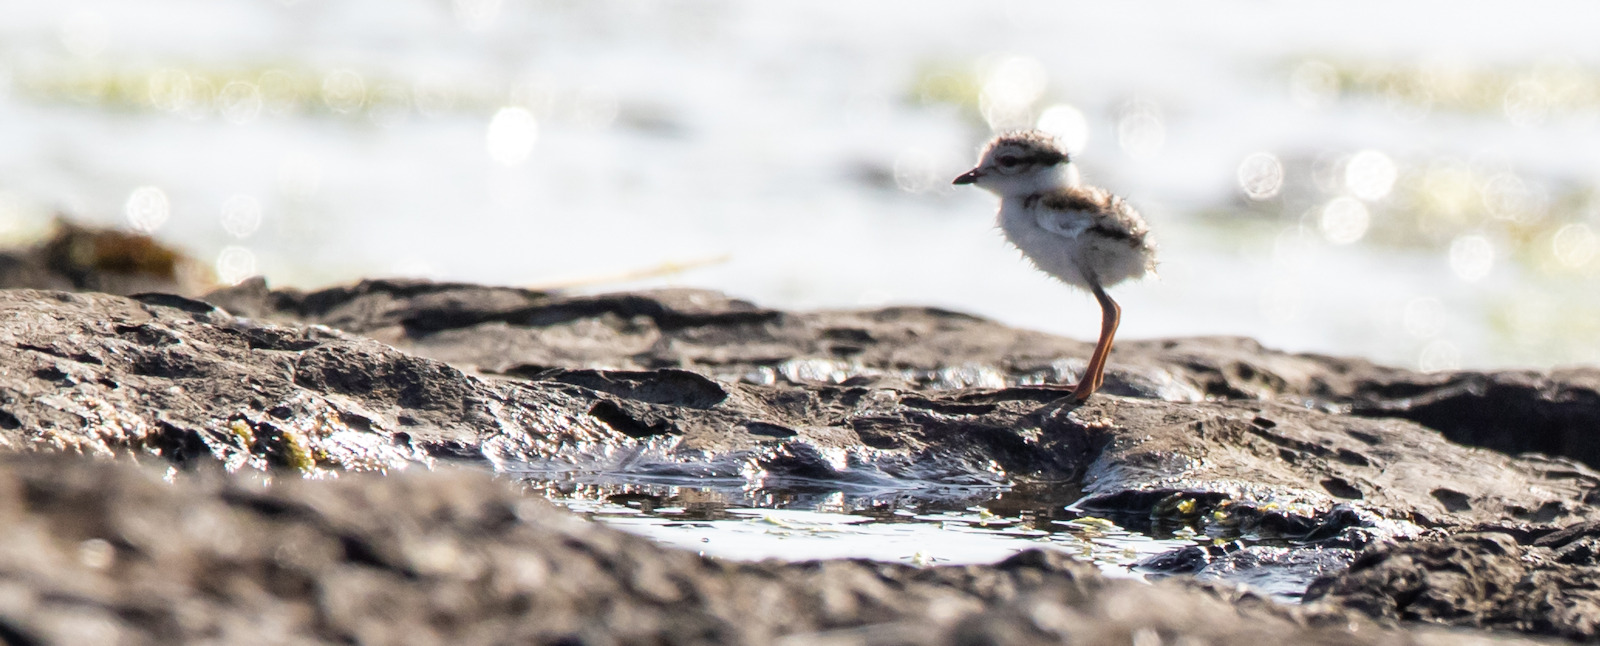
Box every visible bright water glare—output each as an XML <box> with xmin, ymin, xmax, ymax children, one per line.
<box><xmin>3</xmin><ymin>2</ymin><xmax>1600</xmax><ymax>370</ymax></box>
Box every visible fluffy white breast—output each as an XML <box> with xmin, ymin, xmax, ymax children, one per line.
<box><xmin>995</xmin><ymin>197</ymin><xmax>1151</xmax><ymax>290</ymax></box>
<box><xmin>996</xmin><ymin>199</ymin><xmax>1094</xmax><ymax>289</ymax></box>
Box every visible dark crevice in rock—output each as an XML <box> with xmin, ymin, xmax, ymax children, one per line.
<box><xmin>0</xmin><ymin>617</ymin><xmax>44</xmax><ymax>646</ymax></box>
<box><xmin>741</xmin><ymin>421</ymin><xmax>797</xmax><ymax>438</ymax></box>
<box><xmin>1320</xmin><ymin>477</ymin><xmax>1364</xmax><ymax>500</ymax></box>
<box><xmin>1346</xmin><ymin>372</ymin><xmax>1600</xmax><ymax>470</ymax></box>
<box><xmin>538</xmin><ymin>368</ymin><xmax>728</xmax><ymax>409</ymax></box>
<box><xmin>1430</xmin><ymin>488</ymin><xmax>1473</xmax><ymax>512</ymax></box>
<box><xmin>589</xmin><ymin>400</ymin><xmax>676</xmax><ymax>438</ymax></box>
<box><xmin>130</xmin><ymin>292</ymin><xmax>217</xmax><ymax>314</ymax></box>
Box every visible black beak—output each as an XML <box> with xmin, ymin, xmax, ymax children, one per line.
<box><xmin>953</xmin><ymin>168</ymin><xmax>983</xmax><ymax>185</ymax></box>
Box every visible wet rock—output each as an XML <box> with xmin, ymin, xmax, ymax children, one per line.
<box><xmin>0</xmin><ymin>289</ymin><xmax>619</xmax><ymax>472</ymax></box>
<box><xmin>206</xmin><ymin>280</ymin><xmax>1600</xmax><ymax>472</ymax></box>
<box><xmin>13</xmin><ymin>284</ymin><xmax>1600</xmax><ymax>534</ymax></box>
<box><xmin>9</xmin><ymin>281</ymin><xmax>1600</xmax><ymax>641</ymax></box>
<box><xmin>0</xmin><ymin>454</ymin><xmax>1549</xmax><ymax>646</ymax></box>
<box><xmin>1305</xmin><ymin>526</ymin><xmax>1600</xmax><ymax>641</ymax></box>
<box><xmin>1342</xmin><ymin>369</ymin><xmax>1600</xmax><ymax>470</ymax></box>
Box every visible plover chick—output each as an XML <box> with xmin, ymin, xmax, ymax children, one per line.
<box><xmin>953</xmin><ymin>130</ymin><xmax>1156</xmax><ymax>401</ymax></box>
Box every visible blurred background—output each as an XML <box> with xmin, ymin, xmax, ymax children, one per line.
<box><xmin>1</xmin><ymin>1</ymin><xmax>1598</xmax><ymax>371</ymax></box>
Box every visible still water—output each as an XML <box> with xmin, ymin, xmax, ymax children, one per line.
<box><xmin>514</xmin><ymin>468</ymin><xmax>1344</xmax><ymax>601</ymax></box>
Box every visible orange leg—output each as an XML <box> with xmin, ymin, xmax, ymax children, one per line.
<box><xmin>1070</xmin><ymin>284</ymin><xmax>1121</xmax><ymax>402</ymax></box>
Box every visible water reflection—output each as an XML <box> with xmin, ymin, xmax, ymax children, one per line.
<box><xmin>1314</xmin><ymin>57</ymin><xmax>1600</xmax><ymax>121</ymax></box>
<box><xmin>529</xmin><ymin>476</ymin><xmax>1191</xmax><ymax>572</ymax></box>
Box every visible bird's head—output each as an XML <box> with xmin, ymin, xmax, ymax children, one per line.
<box><xmin>953</xmin><ymin>130</ymin><xmax>1075</xmax><ymax>196</ymax></box>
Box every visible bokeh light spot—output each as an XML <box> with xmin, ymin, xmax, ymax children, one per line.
<box><xmin>1503</xmin><ymin>80</ymin><xmax>1550</xmax><ymax>128</ymax></box>
<box><xmin>1116</xmin><ymin>100</ymin><xmax>1164</xmax><ymax>161</ymax></box>
<box><xmin>1345</xmin><ymin>150</ymin><xmax>1397</xmax><ymax>201</ymax></box>
<box><xmin>1289</xmin><ymin>60</ymin><xmax>1339</xmax><ymax>109</ymax></box>
<box><xmin>180</xmin><ymin>77</ymin><xmax>217</xmax><ymax>120</ymax></box>
<box><xmin>1036</xmin><ymin>104</ymin><xmax>1088</xmax><ymax>154</ymax></box>
<box><xmin>215</xmin><ymin>246</ymin><xmax>257</xmax><ymax>286</ymax></box>
<box><xmin>148</xmin><ymin>69</ymin><xmax>192</xmax><ymax>113</ymax></box>
<box><xmin>1418</xmin><ymin>339</ymin><xmax>1461</xmax><ymax>373</ymax></box>
<box><xmin>217</xmin><ymin>81</ymin><xmax>263</xmax><ymax>125</ymax></box>
<box><xmin>1236</xmin><ymin>152</ymin><xmax>1284</xmax><ymax>200</ymax></box>
<box><xmin>125</xmin><ymin>186</ymin><xmax>170</xmax><ymax>233</ymax></box>
<box><xmin>59</xmin><ymin>10</ymin><xmax>109</xmax><ymax>59</ymax></box>
<box><xmin>366</xmin><ymin>83</ymin><xmax>412</xmax><ymax>127</ymax></box>
<box><xmin>1419</xmin><ymin>159</ymin><xmax>1476</xmax><ymax>219</ymax></box>
<box><xmin>1552</xmin><ymin>223</ymin><xmax>1598</xmax><ymax>269</ymax></box>
<box><xmin>486</xmin><ymin>106</ymin><xmax>538</xmax><ymax>166</ymax></box>
<box><xmin>1318</xmin><ymin>197</ymin><xmax>1369</xmax><ymax>245</ymax></box>
<box><xmin>258</xmin><ymin>69</ymin><xmax>303</xmax><ymax>117</ymax></box>
<box><xmin>413</xmin><ymin>74</ymin><xmax>456</xmax><ymax>117</ymax></box>
<box><xmin>980</xmin><ymin>56</ymin><xmax>1047</xmax><ymax>131</ymax></box>
<box><xmin>221</xmin><ymin>195</ymin><xmax>263</xmax><ymax>239</ymax></box>
<box><xmin>321</xmin><ymin>69</ymin><xmax>366</xmax><ymax>114</ymax></box>
<box><xmin>1481</xmin><ymin>173</ymin><xmax>1546</xmax><ymax>223</ymax></box>
<box><xmin>454</xmin><ymin>0</ymin><xmax>505</xmax><ymax>31</ymax></box>
<box><xmin>1448</xmin><ymin>234</ymin><xmax>1494</xmax><ymax>282</ymax></box>
<box><xmin>1402</xmin><ymin>297</ymin><xmax>1445</xmax><ymax>339</ymax></box>
<box><xmin>893</xmin><ymin>148</ymin><xmax>942</xmax><ymax>193</ymax></box>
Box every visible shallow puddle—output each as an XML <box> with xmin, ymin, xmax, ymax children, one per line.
<box><xmin>516</xmin><ymin>473</ymin><xmax>1197</xmax><ymax>578</ymax></box>
<box><xmin>508</xmin><ymin>464</ymin><xmax>1354</xmax><ymax>603</ymax></box>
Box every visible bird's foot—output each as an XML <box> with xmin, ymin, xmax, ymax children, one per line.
<box><xmin>1069</xmin><ymin>380</ymin><xmax>1097</xmax><ymax>402</ymax></box>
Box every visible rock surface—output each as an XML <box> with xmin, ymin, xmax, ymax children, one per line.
<box><xmin>0</xmin><ymin>454</ymin><xmax>1551</xmax><ymax>646</ymax></box>
<box><xmin>1307</xmin><ymin>524</ymin><xmax>1600</xmax><ymax>641</ymax></box>
<box><xmin>199</xmin><ymin>281</ymin><xmax>1600</xmax><ymax>530</ymax></box>
<box><xmin>6</xmin><ymin>284</ymin><xmax>1595</xmax><ymax>538</ymax></box>
<box><xmin>207</xmin><ymin>278</ymin><xmax>1600</xmax><ymax>470</ymax></box>
<box><xmin>4</xmin><ymin>280</ymin><xmax>1600</xmax><ymax>642</ymax></box>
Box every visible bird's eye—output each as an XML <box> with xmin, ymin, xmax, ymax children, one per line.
<box><xmin>997</xmin><ymin>156</ymin><xmax>1021</xmax><ymax>168</ymax></box>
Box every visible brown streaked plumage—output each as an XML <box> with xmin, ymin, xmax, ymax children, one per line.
<box><xmin>1025</xmin><ymin>187</ymin><xmax>1150</xmax><ymax>244</ymax></box>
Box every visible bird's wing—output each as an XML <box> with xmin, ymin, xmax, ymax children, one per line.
<box><xmin>1034</xmin><ymin>208</ymin><xmax>1093</xmax><ymax>239</ymax></box>
<box><xmin>1037</xmin><ymin>187</ymin><xmax>1149</xmax><ymax>244</ymax></box>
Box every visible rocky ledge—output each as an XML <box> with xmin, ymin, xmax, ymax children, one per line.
<box><xmin>1</xmin><ymin>279</ymin><xmax>1597</xmax><ymax>643</ymax></box>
